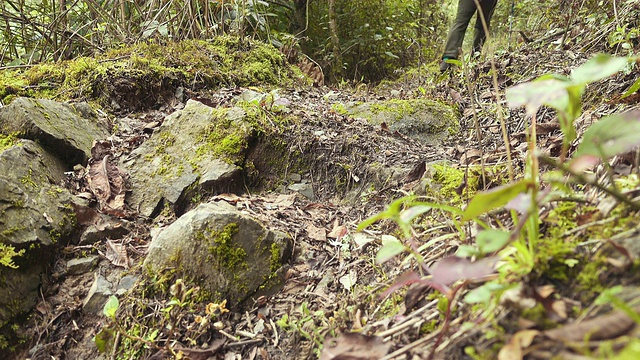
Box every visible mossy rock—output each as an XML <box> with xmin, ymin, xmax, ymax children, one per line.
<box><xmin>0</xmin><ymin>37</ymin><xmax>308</xmax><ymax>111</ymax></box>
<box><xmin>334</xmin><ymin>99</ymin><xmax>459</xmax><ymax>145</ymax></box>
<box><xmin>143</xmin><ymin>201</ymin><xmax>292</xmax><ymax>307</ymax></box>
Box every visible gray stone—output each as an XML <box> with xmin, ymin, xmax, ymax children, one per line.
<box><xmin>67</xmin><ymin>256</ymin><xmax>99</xmax><ymax>275</ymax></box>
<box><xmin>338</xmin><ymin>99</ymin><xmax>458</xmax><ymax>145</ymax></box>
<box><xmin>0</xmin><ymin>140</ymin><xmax>76</xmax><ymax>246</ymax></box>
<box><xmin>144</xmin><ymin>202</ymin><xmax>292</xmax><ymax>306</ymax></box>
<box><xmin>116</xmin><ymin>275</ymin><xmax>139</xmax><ymax>295</ymax></box>
<box><xmin>79</xmin><ymin>219</ymin><xmax>130</xmax><ymax>245</ymax></box>
<box><xmin>288</xmin><ymin>183</ymin><xmax>315</xmax><ymax>200</ymax></box>
<box><xmin>82</xmin><ymin>274</ymin><xmax>113</xmax><ymax>315</ymax></box>
<box><xmin>0</xmin><ymin>139</ymin><xmax>80</xmax><ymax>343</ymax></box>
<box><xmin>121</xmin><ymin>100</ymin><xmax>249</xmax><ymax>217</ymax></box>
<box><xmin>0</xmin><ymin>98</ymin><xmax>110</xmax><ymax>166</ymax></box>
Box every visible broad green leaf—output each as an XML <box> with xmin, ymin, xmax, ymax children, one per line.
<box><xmin>376</xmin><ymin>235</ymin><xmax>406</xmax><ymax>264</ymax></box>
<box><xmin>462</xmin><ymin>180</ymin><xmax>532</xmax><ymax>221</ymax></box>
<box><xmin>464</xmin><ymin>281</ymin><xmax>510</xmax><ymax>304</ymax></box>
<box><xmin>570</xmin><ymin>54</ymin><xmax>628</xmax><ymax>85</ymax></box>
<box><xmin>103</xmin><ymin>295</ymin><xmax>119</xmax><ymax>319</ymax></box>
<box><xmin>622</xmin><ymin>77</ymin><xmax>640</xmax><ymax>99</ymax></box>
<box><xmin>93</xmin><ymin>328</ymin><xmax>115</xmax><ymax>353</ymax></box>
<box><xmin>399</xmin><ymin>205</ymin><xmax>431</xmax><ymax>224</ymax></box>
<box><xmin>357</xmin><ymin>196</ymin><xmax>414</xmax><ymax>231</ymax></box>
<box><xmin>506</xmin><ymin>78</ymin><xmax>570</xmax><ymax>115</ymax></box>
<box><xmin>573</xmin><ymin>110</ymin><xmax>640</xmax><ymax>159</ymax></box>
<box><xmin>456</xmin><ymin>244</ymin><xmax>479</xmax><ymax>258</ymax></box>
<box><xmin>476</xmin><ymin>229</ymin><xmax>510</xmax><ymax>254</ymax></box>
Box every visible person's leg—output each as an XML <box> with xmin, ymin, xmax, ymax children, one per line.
<box><xmin>442</xmin><ymin>0</ymin><xmax>479</xmax><ymax>59</ymax></box>
<box><xmin>472</xmin><ymin>0</ymin><xmax>498</xmax><ymax>53</ymax></box>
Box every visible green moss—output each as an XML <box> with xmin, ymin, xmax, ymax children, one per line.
<box><xmin>206</xmin><ymin>223</ymin><xmax>247</xmax><ymax>270</ymax></box>
<box><xmin>0</xmin><ymin>36</ymin><xmax>299</xmax><ymax>107</ymax></box>
<box><xmin>0</xmin><ymin>133</ymin><xmax>18</xmax><ymax>152</ymax></box>
<box><xmin>0</xmin><ymin>243</ymin><xmax>25</xmax><ymax>269</ymax></box>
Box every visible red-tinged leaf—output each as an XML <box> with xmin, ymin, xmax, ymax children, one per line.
<box><xmin>320</xmin><ymin>333</ymin><xmax>390</xmax><ymax>360</ymax></box>
<box><xmin>569</xmin><ymin>154</ymin><xmax>600</xmax><ymax>172</ymax></box>
<box><xmin>427</xmin><ymin>256</ymin><xmax>498</xmax><ymax>287</ymax></box>
<box><xmin>376</xmin><ymin>235</ymin><xmax>406</xmax><ymax>264</ymax></box>
<box><xmin>505</xmin><ymin>192</ymin><xmax>532</xmax><ymax>215</ymax></box>
<box><xmin>462</xmin><ymin>180</ymin><xmax>532</xmax><ymax>221</ymax></box>
<box><xmin>573</xmin><ymin>110</ymin><xmax>640</xmax><ymax>160</ymax></box>
<box><xmin>380</xmin><ymin>271</ymin><xmax>422</xmax><ymax>298</ymax></box>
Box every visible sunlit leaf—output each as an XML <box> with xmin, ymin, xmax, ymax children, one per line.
<box><xmin>399</xmin><ymin>205</ymin><xmax>431</xmax><ymax>224</ymax></box>
<box><xmin>573</xmin><ymin>110</ymin><xmax>640</xmax><ymax>160</ymax></box>
<box><xmin>462</xmin><ymin>180</ymin><xmax>532</xmax><ymax>221</ymax></box>
<box><xmin>464</xmin><ymin>281</ymin><xmax>509</xmax><ymax>304</ymax></box>
<box><xmin>103</xmin><ymin>295</ymin><xmax>119</xmax><ymax>319</ymax></box>
<box><xmin>357</xmin><ymin>196</ymin><xmax>414</xmax><ymax>231</ymax></box>
<box><xmin>506</xmin><ymin>78</ymin><xmax>569</xmax><ymax>115</ymax></box>
<box><xmin>622</xmin><ymin>77</ymin><xmax>640</xmax><ymax>99</ymax></box>
<box><xmin>376</xmin><ymin>235</ymin><xmax>406</xmax><ymax>264</ymax></box>
<box><xmin>476</xmin><ymin>229</ymin><xmax>510</xmax><ymax>254</ymax></box>
<box><xmin>570</xmin><ymin>54</ymin><xmax>628</xmax><ymax>85</ymax></box>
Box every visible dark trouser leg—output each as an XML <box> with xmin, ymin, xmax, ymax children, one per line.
<box><xmin>472</xmin><ymin>0</ymin><xmax>498</xmax><ymax>53</ymax></box>
<box><xmin>442</xmin><ymin>0</ymin><xmax>479</xmax><ymax>59</ymax></box>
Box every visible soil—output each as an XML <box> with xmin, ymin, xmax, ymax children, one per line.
<box><xmin>12</xmin><ymin>22</ymin><xmax>640</xmax><ymax>360</ymax></box>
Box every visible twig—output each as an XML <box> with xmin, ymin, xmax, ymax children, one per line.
<box><xmin>539</xmin><ymin>155</ymin><xmax>640</xmax><ymax>211</ymax></box>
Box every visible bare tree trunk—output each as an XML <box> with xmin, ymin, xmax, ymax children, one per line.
<box><xmin>328</xmin><ymin>0</ymin><xmax>342</xmax><ymax>80</ymax></box>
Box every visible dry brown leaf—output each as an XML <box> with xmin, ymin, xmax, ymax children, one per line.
<box><xmin>544</xmin><ymin>307</ymin><xmax>638</xmax><ymax>342</ymax></box>
<box><xmin>272</xmin><ymin>194</ymin><xmax>296</xmax><ymax>208</ymax></box>
<box><xmin>307</xmin><ymin>224</ymin><xmax>327</xmax><ymax>241</ymax></box>
<box><xmin>328</xmin><ymin>225</ymin><xmax>347</xmax><ymax>240</ymax></box>
<box><xmin>87</xmin><ymin>156</ymin><xmax>111</xmax><ymax>203</ymax></box>
<box><xmin>105</xmin><ymin>239</ymin><xmax>129</xmax><ymax>268</ymax></box>
<box><xmin>320</xmin><ymin>333</ymin><xmax>390</xmax><ymax>360</ymax></box>
<box><xmin>498</xmin><ymin>330</ymin><xmax>540</xmax><ymax>360</ymax></box>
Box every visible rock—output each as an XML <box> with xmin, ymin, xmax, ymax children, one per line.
<box><xmin>336</xmin><ymin>99</ymin><xmax>459</xmax><ymax>145</ymax></box>
<box><xmin>67</xmin><ymin>256</ymin><xmax>99</xmax><ymax>275</ymax></box>
<box><xmin>82</xmin><ymin>274</ymin><xmax>113</xmax><ymax>315</ymax></box>
<box><xmin>79</xmin><ymin>219</ymin><xmax>130</xmax><ymax>245</ymax></box>
<box><xmin>288</xmin><ymin>182</ymin><xmax>315</xmax><ymax>200</ymax></box>
<box><xmin>0</xmin><ymin>140</ymin><xmax>76</xmax><ymax>246</ymax></box>
<box><xmin>0</xmin><ymin>98</ymin><xmax>110</xmax><ymax>166</ymax></box>
<box><xmin>144</xmin><ymin>202</ymin><xmax>292</xmax><ymax>306</ymax></box>
<box><xmin>116</xmin><ymin>275</ymin><xmax>139</xmax><ymax>295</ymax></box>
<box><xmin>0</xmin><ymin>140</ymin><xmax>79</xmax><ymax>341</ymax></box>
<box><xmin>121</xmin><ymin>100</ymin><xmax>252</xmax><ymax>217</ymax></box>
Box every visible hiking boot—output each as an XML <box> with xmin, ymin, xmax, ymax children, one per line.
<box><xmin>440</xmin><ymin>57</ymin><xmax>455</xmax><ymax>72</ymax></box>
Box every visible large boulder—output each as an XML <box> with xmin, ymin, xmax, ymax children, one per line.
<box><xmin>144</xmin><ymin>201</ymin><xmax>292</xmax><ymax>306</ymax></box>
<box><xmin>335</xmin><ymin>99</ymin><xmax>459</xmax><ymax>145</ymax></box>
<box><xmin>121</xmin><ymin>100</ymin><xmax>253</xmax><ymax>217</ymax></box>
<box><xmin>0</xmin><ymin>140</ymin><xmax>78</xmax><ymax>342</ymax></box>
<box><xmin>0</xmin><ymin>97</ymin><xmax>110</xmax><ymax>166</ymax></box>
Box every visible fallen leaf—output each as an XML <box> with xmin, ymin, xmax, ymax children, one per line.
<box><xmin>339</xmin><ymin>270</ymin><xmax>357</xmax><ymax>292</ymax></box>
<box><xmin>328</xmin><ymin>225</ymin><xmax>347</xmax><ymax>240</ymax></box>
<box><xmin>545</xmin><ymin>307</ymin><xmax>639</xmax><ymax>342</ymax></box>
<box><xmin>320</xmin><ymin>333</ymin><xmax>390</xmax><ymax>360</ymax></box>
<box><xmin>105</xmin><ymin>239</ymin><xmax>129</xmax><ymax>268</ymax></box>
<box><xmin>307</xmin><ymin>224</ymin><xmax>327</xmax><ymax>241</ymax></box>
<box><xmin>498</xmin><ymin>330</ymin><xmax>540</xmax><ymax>360</ymax></box>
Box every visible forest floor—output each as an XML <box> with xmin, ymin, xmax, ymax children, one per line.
<box><xmin>18</xmin><ymin>15</ymin><xmax>640</xmax><ymax>360</ymax></box>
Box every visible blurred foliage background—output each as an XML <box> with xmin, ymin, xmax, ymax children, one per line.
<box><xmin>0</xmin><ymin>0</ymin><xmax>628</xmax><ymax>83</ymax></box>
